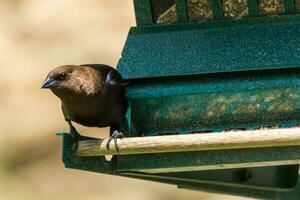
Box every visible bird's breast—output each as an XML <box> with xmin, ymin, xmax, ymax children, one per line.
<box><xmin>61</xmin><ymin>93</ymin><xmax>125</xmax><ymax>127</ymax></box>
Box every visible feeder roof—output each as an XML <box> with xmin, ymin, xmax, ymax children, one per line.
<box><xmin>117</xmin><ymin>16</ymin><xmax>300</xmax><ymax>79</ymax></box>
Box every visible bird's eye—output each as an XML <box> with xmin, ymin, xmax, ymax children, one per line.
<box><xmin>59</xmin><ymin>72</ymin><xmax>67</xmax><ymax>80</ymax></box>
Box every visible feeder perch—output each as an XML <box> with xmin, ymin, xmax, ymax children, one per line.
<box><xmin>60</xmin><ymin>0</ymin><xmax>300</xmax><ymax>199</ymax></box>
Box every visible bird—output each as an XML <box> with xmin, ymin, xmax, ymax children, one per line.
<box><xmin>41</xmin><ymin>64</ymin><xmax>128</xmax><ymax>152</ymax></box>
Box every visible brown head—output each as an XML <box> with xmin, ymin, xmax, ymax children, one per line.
<box><xmin>41</xmin><ymin>65</ymin><xmax>102</xmax><ymax>97</ymax></box>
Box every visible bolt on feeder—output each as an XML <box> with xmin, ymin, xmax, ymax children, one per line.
<box><xmin>60</xmin><ymin>0</ymin><xmax>300</xmax><ymax>199</ymax></box>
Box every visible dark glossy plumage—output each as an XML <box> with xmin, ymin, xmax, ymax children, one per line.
<box><xmin>41</xmin><ymin>64</ymin><xmax>128</xmax><ymax>149</ymax></box>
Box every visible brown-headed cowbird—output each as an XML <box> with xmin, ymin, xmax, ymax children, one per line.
<box><xmin>41</xmin><ymin>64</ymin><xmax>128</xmax><ymax>152</ymax></box>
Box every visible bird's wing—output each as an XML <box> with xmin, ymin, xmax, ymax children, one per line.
<box><xmin>80</xmin><ymin>64</ymin><xmax>128</xmax><ymax>86</ymax></box>
<box><xmin>106</xmin><ymin>70</ymin><xmax>120</xmax><ymax>86</ymax></box>
<box><xmin>106</xmin><ymin>70</ymin><xmax>130</xmax><ymax>86</ymax></box>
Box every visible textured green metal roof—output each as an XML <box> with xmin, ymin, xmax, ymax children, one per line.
<box><xmin>117</xmin><ymin>15</ymin><xmax>300</xmax><ymax>79</ymax></box>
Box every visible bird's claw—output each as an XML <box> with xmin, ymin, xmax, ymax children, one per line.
<box><xmin>70</xmin><ymin>127</ymin><xmax>81</xmax><ymax>152</ymax></box>
<box><xmin>70</xmin><ymin>130</ymin><xmax>96</xmax><ymax>152</ymax></box>
<box><xmin>106</xmin><ymin>130</ymin><xmax>124</xmax><ymax>154</ymax></box>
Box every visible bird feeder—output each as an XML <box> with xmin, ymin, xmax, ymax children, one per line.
<box><xmin>60</xmin><ymin>0</ymin><xmax>300</xmax><ymax>198</ymax></box>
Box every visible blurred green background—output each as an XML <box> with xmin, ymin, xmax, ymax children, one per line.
<box><xmin>0</xmin><ymin>1</ymin><xmax>253</xmax><ymax>199</ymax></box>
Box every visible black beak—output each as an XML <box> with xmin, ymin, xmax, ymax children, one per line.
<box><xmin>41</xmin><ymin>77</ymin><xmax>57</xmax><ymax>89</ymax></box>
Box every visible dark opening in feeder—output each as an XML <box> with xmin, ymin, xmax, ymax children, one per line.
<box><xmin>151</xmin><ymin>0</ymin><xmax>178</xmax><ymax>23</ymax></box>
<box><xmin>186</xmin><ymin>0</ymin><xmax>213</xmax><ymax>21</ymax></box>
<box><xmin>61</xmin><ymin>0</ymin><xmax>300</xmax><ymax>199</ymax></box>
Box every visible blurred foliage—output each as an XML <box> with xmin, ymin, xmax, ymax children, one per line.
<box><xmin>1</xmin><ymin>0</ymin><xmax>23</xmax><ymax>9</ymax></box>
<box><xmin>0</xmin><ymin>135</ymin><xmax>58</xmax><ymax>174</ymax></box>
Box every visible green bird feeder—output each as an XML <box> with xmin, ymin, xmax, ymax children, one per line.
<box><xmin>61</xmin><ymin>0</ymin><xmax>300</xmax><ymax>199</ymax></box>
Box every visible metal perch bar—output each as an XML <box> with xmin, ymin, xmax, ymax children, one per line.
<box><xmin>75</xmin><ymin>128</ymin><xmax>300</xmax><ymax>156</ymax></box>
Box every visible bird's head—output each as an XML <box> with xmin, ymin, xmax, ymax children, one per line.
<box><xmin>41</xmin><ymin>65</ymin><xmax>102</xmax><ymax>97</ymax></box>
<box><xmin>41</xmin><ymin>65</ymin><xmax>75</xmax><ymax>91</ymax></box>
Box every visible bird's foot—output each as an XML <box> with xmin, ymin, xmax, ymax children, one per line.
<box><xmin>70</xmin><ymin>127</ymin><xmax>82</xmax><ymax>152</ymax></box>
<box><xmin>70</xmin><ymin>130</ymin><xmax>96</xmax><ymax>152</ymax></box>
<box><xmin>106</xmin><ymin>130</ymin><xmax>124</xmax><ymax>154</ymax></box>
